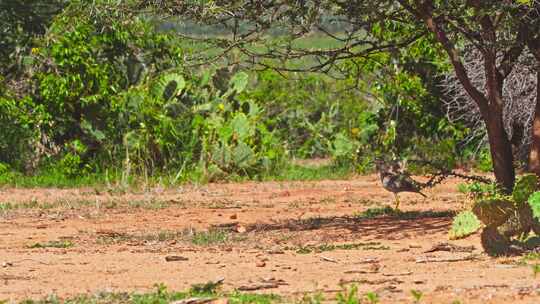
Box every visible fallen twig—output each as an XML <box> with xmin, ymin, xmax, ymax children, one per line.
<box><xmin>340</xmin><ymin>278</ymin><xmax>403</xmax><ymax>285</ymax></box>
<box><xmin>382</xmin><ymin>271</ymin><xmax>413</xmax><ymax>276</ymax></box>
<box><xmin>321</xmin><ymin>256</ymin><xmax>338</xmax><ymax>263</ymax></box>
<box><xmin>238</xmin><ymin>282</ymin><xmax>279</xmax><ymax>291</ymax></box>
<box><xmin>415</xmin><ymin>254</ymin><xmax>479</xmax><ymax>263</ymax></box>
<box><xmin>424</xmin><ymin>243</ymin><xmax>475</xmax><ymax>253</ymax></box>
<box><xmin>170</xmin><ymin>298</ymin><xmax>215</xmax><ymax>304</ymax></box>
<box><xmin>165</xmin><ymin>255</ymin><xmax>189</xmax><ymax>262</ymax></box>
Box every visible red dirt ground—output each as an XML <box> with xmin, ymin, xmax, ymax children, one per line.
<box><xmin>1</xmin><ymin>175</ymin><xmax>539</xmax><ymax>303</ymax></box>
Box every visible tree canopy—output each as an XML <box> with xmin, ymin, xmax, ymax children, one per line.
<box><xmin>142</xmin><ymin>0</ymin><xmax>540</xmax><ymax>191</ymax></box>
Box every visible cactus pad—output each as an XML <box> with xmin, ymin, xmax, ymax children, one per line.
<box><xmin>449</xmin><ymin>211</ymin><xmax>482</xmax><ymax>240</ymax></box>
<box><xmin>513</xmin><ymin>174</ymin><xmax>539</xmax><ymax>204</ymax></box>
<box><xmin>527</xmin><ymin>191</ymin><xmax>540</xmax><ymax>235</ymax></box>
<box><xmin>472</xmin><ymin>199</ymin><xmax>514</xmax><ymax>227</ymax></box>
<box><xmin>480</xmin><ymin>226</ymin><xmax>511</xmax><ymax>256</ymax></box>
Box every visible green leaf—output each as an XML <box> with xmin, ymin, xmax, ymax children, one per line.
<box><xmin>217</xmin><ymin>124</ymin><xmax>234</xmax><ymax>142</ymax></box>
<box><xmin>331</xmin><ymin>133</ymin><xmax>355</xmax><ymax>158</ymax></box>
<box><xmin>80</xmin><ymin>120</ymin><xmax>105</xmax><ymax>142</ymax></box>
<box><xmin>231</xmin><ymin>113</ymin><xmax>251</xmax><ymax>141</ymax></box>
<box><xmin>232</xmin><ymin>142</ymin><xmax>255</xmax><ymax>168</ymax></box>
<box><xmin>211</xmin><ymin>143</ymin><xmax>232</xmax><ymax>169</ymax></box>
<box><xmin>229</xmin><ymin>72</ymin><xmax>249</xmax><ymax>93</ymax></box>
<box><xmin>151</xmin><ymin>73</ymin><xmax>185</xmax><ymax>101</ymax></box>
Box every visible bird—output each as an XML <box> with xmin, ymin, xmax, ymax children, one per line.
<box><xmin>374</xmin><ymin>159</ymin><xmax>427</xmax><ymax>210</ymax></box>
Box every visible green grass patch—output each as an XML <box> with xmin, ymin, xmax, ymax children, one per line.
<box><xmin>97</xmin><ymin>229</ymin><xmax>234</xmax><ymax>246</ymax></box>
<box><xmin>28</xmin><ymin>240</ymin><xmax>74</xmax><ymax>249</ymax></box>
<box><xmin>267</xmin><ymin>163</ymin><xmax>354</xmax><ymax>181</ymax></box>
<box><xmin>356</xmin><ymin>206</ymin><xmax>396</xmax><ymax>218</ymax></box>
<box><xmin>0</xmin><ymin>169</ymin><xmax>115</xmax><ymax>188</ymax></box>
<box><xmin>228</xmin><ymin>292</ymin><xmax>281</xmax><ymax>304</ymax></box>
<box><xmin>291</xmin><ymin>242</ymin><xmax>389</xmax><ymax>254</ymax></box>
<box><xmin>521</xmin><ymin>252</ymin><xmax>540</xmax><ymax>262</ymax></box>
<box><xmin>0</xmin><ymin>160</ymin><xmax>359</xmax><ymax>189</ymax></box>
<box><xmin>0</xmin><ymin>199</ymin><xmax>106</xmax><ymax>214</ymax></box>
<box><xmin>128</xmin><ymin>199</ymin><xmax>174</xmax><ymax>210</ymax></box>
<box><xmin>0</xmin><ymin>197</ymin><xmax>184</xmax><ymax>215</ymax></box>
<box><xmin>15</xmin><ymin>283</ymin><xmax>281</xmax><ymax>304</ymax></box>
<box><xmin>355</xmin><ymin>207</ymin><xmax>454</xmax><ymax>220</ymax></box>
<box><xmin>0</xmin><ymin>200</ymin><xmax>42</xmax><ymax>211</ymax></box>
<box><xmin>0</xmin><ymin>202</ymin><xmax>14</xmax><ymax>212</ymax></box>
<box><xmin>191</xmin><ymin>229</ymin><xmax>230</xmax><ymax>246</ymax></box>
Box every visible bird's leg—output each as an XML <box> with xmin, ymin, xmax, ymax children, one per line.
<box><xmin>393</xmin><ymin>193</ymin><xmax>400</xmax><ymax>211</ymax></box>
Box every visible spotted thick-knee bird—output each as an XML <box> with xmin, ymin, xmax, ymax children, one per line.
<box><xmin>374</xmin><ymin>160</ymin><xmax>426</xmax><ymax>210</ymax></box>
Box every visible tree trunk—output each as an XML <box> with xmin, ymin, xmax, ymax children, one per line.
<box><xmin>415</xmin><ymin>2</ymin><xmax>516</xmax><ymax>191</ymax></box>
<box><xmin>485</xmin><ymin>111</ymin><xmax>516</xmax><ymax>192</ymax></box>
<box><xmin>481</xmin><ymin>51</ymin><xmax>516</xmax><ymax>192</ymax></box>
<box><xmin>529</xmin><ymin>71</ymin><xmax>540</xmax><ymax>175</ymax></box>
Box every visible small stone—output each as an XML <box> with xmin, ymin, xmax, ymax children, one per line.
<box><xmin>267</xmin><ymin>249</ymin><xmax>284</xmax><ymax>254</ymax></box>
<box><xmin>165</xmin><ymin>256</ymin><xmax>189</xmax><ymax>262</ymax></box>
<box><xmin>256</xmin><ymin>261</ymin><xmax>266</xmax><ymax>267</ymax></box>
<box><xmin>2</xmin><ymin>262</ymin><xmax>13</xmax><ymax>268</ymax></box>
<box><xmin>230</xmin><ymin>214</ymin><xmax>238</xmax><ymax>220</ymax></box>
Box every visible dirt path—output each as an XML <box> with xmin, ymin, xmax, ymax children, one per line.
<box><xmin>1</xmin><ymin>176</ymin><xmax>539</xmax><ymax>303</ymax></box>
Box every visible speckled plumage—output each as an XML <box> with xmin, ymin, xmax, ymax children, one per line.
<box><xmin>375</xmin><ymin>160</ymin><xmax>426</xmax><ymax>209</ymax></box>
<box><xmin>380</xmin><ymin>171</ymin><xmax>426</xmax><ymax>196</ymax></box>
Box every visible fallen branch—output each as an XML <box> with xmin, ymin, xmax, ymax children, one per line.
<box><xmin>424</xmin><ymin>243</ymin><xmax>476</xmax><ymax>253</ymax></box>
<box><xmin>415</xmin><ymin>254</ymin><xmax>479</xmax><ymax>263</ymax></box>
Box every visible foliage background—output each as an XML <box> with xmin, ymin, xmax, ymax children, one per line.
<box><xmin>0</xmin><ymin>0</ymin><xmax>478</xmax><ymax>186</ymax></box>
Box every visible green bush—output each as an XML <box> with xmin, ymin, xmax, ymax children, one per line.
<box><xmin>330</xmin><ymin>133</ymin><xmax>359</xmax><ymax>166</ymax></box>
<box><xmin>0</xmin><ymin>1</ymin><xmax>286</xmax><ymax>182</ymax></box>
<box><xmin>457</xmin><ymin>176</ymin><xmax>540</xmax><ymax>256</ymax></box>
<box><xmin>0</xmin><ymin>94</ymin><xmax>39</xmax><ymax>170</ymax></box>
<box><xmin>109</xmin><ymin>66</ymin><xmax>286</xmax><ymax>180</ymax></box>
<box><xmin>245</xmin><ymin>70</ymin><xmax>367</xmax><ymax>159</ymax></box>
<box><xmin>476</xmin><ymin>149</ymin><xmax>493</xmax><ymax>173</ymax></box>
<box><xmin>0</xmin><ymin>0</ymin><xmax>477</xmax><ymax>184</ymax></box>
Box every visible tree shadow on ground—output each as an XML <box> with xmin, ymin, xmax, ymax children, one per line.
<box><xmin>239</xmin><ymin>208</ymin><xmax>454</xmax><ymax>241</ymax></box>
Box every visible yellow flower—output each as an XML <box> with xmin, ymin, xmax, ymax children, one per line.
<box><xmin>351</xmin><ymin>128</ymin><xmax>360</xmax><ymax>136</ymax></box>
<box><xmin>31</xmin><ymin>47</ymin><xmax>39</xmax><ymax>54</ymax></box>
<box><xmin>218</xmin><ymin>103</ymin><xmax>225</xmax><ymax>111</ymax></box>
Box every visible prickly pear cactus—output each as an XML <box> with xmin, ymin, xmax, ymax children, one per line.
<box><xmin>472</xmin><ymin>199</ymin><xmax>514</xmax><ymax>227</ymax></box>
<box><xmin>527</xmin><ymin>191</ymin><xmax>540</xmax><ymax>235</ymax></box>
<box><xmin>461</xmin><ymin>176</ymin><xmax>540</xmax><ymax>256</ymax></box>
<box><xmin>449</xmin><ymin>211</ymin><xmax>482</xmax><ymax>240</ymax></box>
<box><xmin>497</xmin><ymin>203</ymin><xmax>533</xmax><ymax>239</ymax></box>
<box><xmin>517</xmin><ymin>202</ymin><xmax>534</xmax><ymax>237</ymax></box>
<box><xmin>481</xmin><ymin>226</ymin><xmax>511</xmax><ymax>256</ymax></box>
<box><xmin>513</xmin><ymin>174</ymin><xmax>539</xmax><ymax>204</ymax></box>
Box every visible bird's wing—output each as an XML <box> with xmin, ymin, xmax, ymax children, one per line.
<box><xmin>394</xmin><ymin>175</ymin><xmax>422</xmax><ymax>193</ymax></box>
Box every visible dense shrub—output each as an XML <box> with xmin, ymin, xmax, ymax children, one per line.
<box><xmin>0</xmin><ymin>1</ymin><xmax>285</xmax><ymax>181</ymax></box>
<box><xmin>0</xmin><ymin>0</ymin><xmax>476</xmax><ymax>183</ymax></box>
<box><xmin>245</xmin><ymin>70</ymin><xmax>368</xmax><ymax>159</ymax></box>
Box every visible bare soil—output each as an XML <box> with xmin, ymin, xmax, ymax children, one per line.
<box><xmin>1</xmin><ymin>175</ymin><xmax>539</xmax><ymax>303</ymax></box>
